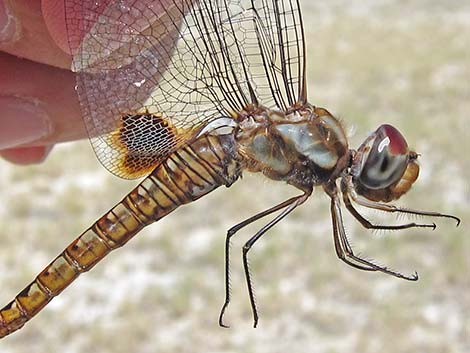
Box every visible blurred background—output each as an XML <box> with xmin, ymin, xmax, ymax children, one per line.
<box><xmin>0</xmin><ymin>0</ymin><xmax>469</xmax><ymax>352</ymax></box>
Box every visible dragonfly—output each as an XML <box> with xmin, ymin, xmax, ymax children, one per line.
<box><xmin>0</xmin><ymin>0</ymin><xmax>460</xmax><ymax>338</ymax></box>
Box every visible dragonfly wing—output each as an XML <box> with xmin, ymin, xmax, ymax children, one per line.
<box><xmin>65</xmin><ymin>0</ymin><xmax>307</xmax><ymax>178</ymax></box>
<box><xmin>209</xmin><ymin>0</ymin><xmax>308</xmax><ymax>110</ymax></box>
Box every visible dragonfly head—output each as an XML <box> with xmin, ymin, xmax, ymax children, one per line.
<box><xmin>351</xmin><ymin>124</ymin><xmax>420</xmax><ymax>202</ymax></box>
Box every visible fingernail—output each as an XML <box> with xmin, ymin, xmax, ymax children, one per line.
<box><xmin>0</xmin><ymin>96</ymin><xmax>53</xmax><ymax>149</ymax></box>
<box><xmin>0</xmin><ymin>0</ymin><xmax>19</xmax><ymax>43</ymax></box>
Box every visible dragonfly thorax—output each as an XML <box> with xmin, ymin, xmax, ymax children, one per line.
<box><xmin>235</xmin><ymin>105</ymin><xmax>349</xmax><ymax>191</ymax></box>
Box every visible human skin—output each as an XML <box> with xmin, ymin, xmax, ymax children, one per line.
<box><xmin>0</xmin><ymin>0</ymin><xmax>84</xmax><ymax>164</ymax></box>
<box><xmin>0</xmin><ymin>0</ymin><xmax>194</xmax><ymax>165</ymax></box>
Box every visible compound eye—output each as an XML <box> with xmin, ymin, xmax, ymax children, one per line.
<box><xmin>359</xmin><ymin>124</ymin><xmax>409</xmax><ymax>189</ymax></box>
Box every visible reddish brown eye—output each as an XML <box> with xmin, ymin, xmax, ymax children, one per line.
<box><xmin>358</xmin><ymin>125</ymin><xmax>410</xmax><ymax>190</ymax></box>
<box><xmin>378</xmin><ymin>124</ymin><xmax>408</xmax><ymax>155</ymax></box>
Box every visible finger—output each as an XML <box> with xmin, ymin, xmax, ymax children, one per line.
<box><xmin>42</xmin><ymin>0</ymin><xmax>70</xmax><ymax>55</ymax></box>
<box><xmin>0</xmin><ymin>51</ymin><xmax>85</xmax><ymax>149</ymax></box>
<box><xmin>0</xmin><ymin>145</ymin><xmax>53</xmax><ymax>165</ymax></box>
<box><xmin>0</xmin><ymin>0</ymin><xmax>71</xmax><ymax>69</ymax></box>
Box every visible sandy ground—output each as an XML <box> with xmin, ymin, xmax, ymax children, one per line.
<box><xmin>0</xmin><ymin>1</ymin><xmax>469</xmax><ymax>352</ymax></box>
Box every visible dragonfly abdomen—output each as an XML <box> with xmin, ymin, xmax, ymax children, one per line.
<box><xmin>0</xmin><ymin>133</ymin><xmax>239</xmax><ymax>338</ymax></box>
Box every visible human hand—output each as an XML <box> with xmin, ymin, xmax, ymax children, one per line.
<box><xmin>0</xmin><ymin>0</ymin><xmax>84</xmax><ymax>164</ymax></box>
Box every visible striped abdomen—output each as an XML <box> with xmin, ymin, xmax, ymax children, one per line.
<box><xmin>0</xmin><ymin>133</ymin><xmax>239</xmax><ymax>338</ymax></box>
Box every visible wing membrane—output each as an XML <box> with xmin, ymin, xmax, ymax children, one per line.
<box><xmin>65</xmin><ymin>0</ymin><xmax>307</xmax><ymax>178</ymax></box>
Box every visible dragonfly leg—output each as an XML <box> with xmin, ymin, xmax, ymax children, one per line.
<box><xmin>218</xmin><ymin>193</ymin><xmax>310</xmax><ymax>328</ymax></box>
<box><xmin>242</xmin><ymin>192</ymin><xmax>310</xmax><ymax>328</ymax></box>
<box><xmin>342</xmin><ymin>191</ymin><xmax>437</xmax><ymax>231</ymax></box>
<box><xmin>330</xmin><ymin>197</ymin><xmax>377</xmax><ymax>272</ymax></box>
<box><xmin>341</xmin><ymin>177</ymin><xmax>460</xmax><ymax>226</ymax></box>
<box><xmin>328</xmin><ymin>184</ymin><xmax>418</xmax><ymax>281</ymax></box>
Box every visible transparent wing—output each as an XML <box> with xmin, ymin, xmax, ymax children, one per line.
<box><xmin>65</xmin><ymin>0</ymin><xmax>307</xmax><ymax>179</ymax></box>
